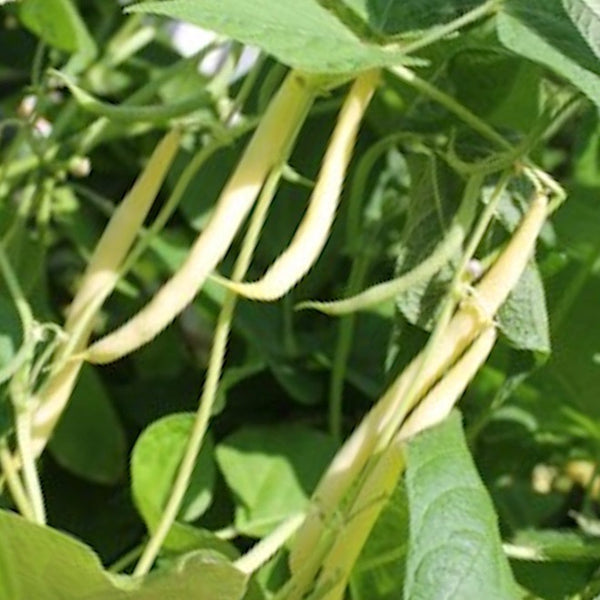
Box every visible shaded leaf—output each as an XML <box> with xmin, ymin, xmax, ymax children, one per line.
<box><xmin>215</xmin><ymin>425</ymin><xmax>337</xmax><ymax>536</ymax></box>
<box><xmin>404</xmin><ymin>411</ymin><xmax>518</xmax><ymax>600</ymax></box>
<box><xmin>131</xmin><ymin>413</ymin><xmax>218</xmax><ymax>551</ymax></box>
<box><xmin>498</xmin><ymin>261</ymin><xmax>551</xmax><ymax>355</ymax></box>
<box><xmin>128</xmin><ymin>0</ymin><xmax>411</xmax><ymax>73</ymax></box>
<box><xmin>19</xmin><ymin>0</ymin><xmax>96</xmax><ymax>59</ymax></box>
<box><xmin>0</xmin><ymin>509</ymin><xmax>246</xmax><ymax>600</ymax></box>
<box><xmin>498</xmin><ymin>0</ymin><xmax>600</xmax><ymax>108</ymax></box>
<box><xmin>49</xmin><ymin>365</ymin><xmax>127</xmax><ymax>485</ymax></box>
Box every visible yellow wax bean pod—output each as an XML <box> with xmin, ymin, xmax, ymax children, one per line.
<box><xmin>397</xmin><ymin>326</ymin><xmax>497</xmax><ymax>442</ymax></box>
<box><xmin>289</xmin><ymin>189</ymin><xmax>548</xmax><ymax>574</ymax></box>
<box><xmin>312</xmin><ymin>326</ymin><xmax>497</xmax><ymax>600</ymax></box>
<box><xmin>31</xmin><ymin>129</ymin><xmax>182</xmax><ymax>458</ymax></box>
<box><xmin>216</xmin><ymin>69</ymin><xmax>379</xmax><ymax>302</ymax></box>
<box><xmin>85</xmin><ymin>71</ymin><xmax>318</xmax><ymax>364</ymax></box>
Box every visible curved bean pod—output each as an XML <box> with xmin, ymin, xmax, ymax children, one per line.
<box><xmin>289</xmin><ymin>189</ymin><xmax>548</xmax><ymax>574</ymax></box>
<box><xmin>31</xmin><ymin>129</ymin><xmax>182</xmax><ymax>457</ymax></box>
<box><xmin>217</xmin><ymin>69</ymin><xmax>379</xmax><ymax>301</ymax></box>
<box><xmin>85</xmin><ymin>71</ymin><xmax>318</xmax><ymax>364</ymax></box>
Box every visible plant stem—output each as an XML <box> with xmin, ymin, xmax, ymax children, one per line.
<box><xmin>391</xmin><ymin>64</ymin><xmax>511</xmax><ymax>151</ymax></box>
<box><xmin>400</xmin><ymin>0</ymin><xmax>502</xmax><ymax>55</ymax></box>
<box><xmin>133</xmin><ymin>164</ymin><xmax>285</xmax><ymax>575</ymax></box>
<box><xmin>14</xmin><ymin>399</ymin><xmax>45</xmax><ymax>524</ymax></box>
<box><xmin>0</xmin><ymin>441</ymin><xmax>36</xmax><ymax>521</ymax></box>
<box><xmin>107</xmin><ymin>541</ymin><xmax>146</xmax><ymax>573</ymax></box>
<box><xmin>328</xmin><ymin>253</ymin><xmax>371</xmax><ymax>444</ymax></box>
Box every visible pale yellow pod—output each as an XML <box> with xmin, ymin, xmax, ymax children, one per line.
<box><xmin>397</xmin><ymin>326</ymin><xmax>497</xmax><ymax>441</ymax></box>
<box><xmin>67</xmin><ymin>129</ymin><xmax>182</xmax><ymax>328</ymax></box>
<box><xmin>219</xmin><ymin>69</ymin><xmax>379</xmax><ymax>301</ymax></box>
<box><xmin>289</xmin><ymin>190</ymin><xmax>548</xmax><ymax>573</ymax></box>
<box><xmin>85</xmin><ymin>71</ymin><xmax>317</xmax><ymax>364</ymax></box>
<box><xmin>31</xmin><ymin>129</ymin><xmax>182</xmax><ymax>457</ymax></box>
<box><xmin>312</xmin><ymin>326</ymin><xmax>497</xmax><ymax>600</ymax></box>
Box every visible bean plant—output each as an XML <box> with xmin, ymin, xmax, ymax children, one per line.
<box><xmin>1</xmin><ymin>1</ymin><xmax>600</xmax><ymax>599</ymax></box>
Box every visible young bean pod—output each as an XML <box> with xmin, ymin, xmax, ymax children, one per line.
<box><xmin>31</xmin><ymin>129</ymin><xmax>182</xmax><ymax>457</ymax></box>
<box><xmin>289</xmin><ymin>189</ymin><xmax>548</xmax><ymax>574</ymax></box>
<box><xmin>85</xmin><ymin>71</ymin><xmax>318</xmax><ymax>364</ymax></box>
<box><xmin>312</xmin><ymin>326</ymin><xmax>497</xmax><ymax>600</ymax></box>
<box><xmin>216</xmin><ymin>69</ymin><xmax>379</xmax><ymax>301</ymax></box>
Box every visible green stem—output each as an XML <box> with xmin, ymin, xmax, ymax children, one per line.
<box><xmin>391</xmin><ymin>64</ymin><xmax>566</xmax><ymax>201</ymax></box>
<box><xmin>400</xmin><ymin>0</ymin><xmax>502</xmax><ymax>55</ymax></box>
<box><xmin>327</xmin><ymin>132</ymin><xmax>417</xmax><ymax>443</ymax></box>
<box><xmin>108</xmin><ymin>541</ymin><xmax>146</xmax><ymax>573</ymax></box>
<box><xmin>391</xmin><ymin>64</ymin><xmax>511</xmax><ymax>151</ymax></box>
<box><xmin>328</xmin><ymin>253</ymin><xmax>371</xmax><ymax>444</ymax></box>
<box><xmin>0</xmin><ymin>440</ymin><xmax>36</xmax><ymax>521</ymax></box>
<box><xmin>13</xmin><ymin>400</ymin><xmax>46</xmax><ymax>524</ymax></box>
<box><xmin>133</xmin><ymin>164</ymin><xmax>285</xmax><ymax>576</ymax></box>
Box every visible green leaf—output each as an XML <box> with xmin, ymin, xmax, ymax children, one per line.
<box><xmin>49</xmin><ymin>365</ymin><xmax>127</xmax><ymax>485</ymax></box>
<box><xmin>553</xmin><ymin>110</ymin><xmax>600</xmax><ymax>263</ymax></box>
<box><xmin>448</xmin><ymin>50</ymin><xmax>542</xmax><ymax>133</ymax></box>
<box><xmin>127</xmin><ymin>0</ymin><xmax>409</xmax><ymax>73</ymax></box>
<box><xmin>131</xmin><ymin>413</ymin><xmax>217</xmax><ymax>550</ymax></box>
<box><xmin>19</xmin><ymin>0</ymin><xmax>96</xmax><ymax>59</ymax></box>
<box><xmin>498</xmin><ymin>0</ymin><xmax>600</xmax><ymax>108</ymax></box>
<box><xmin>511</xmin><ymin>560</ymin><xmax>596</xmax><ymax>600</ymax></box>
<box><xmin>497</xmin><ymin>261</ymin><xmax>551</xmax><ymax>355</ymax></box>
<box><xmin>394</xmin><ymin>155</ymin><xmax>463</xmax><ymax>330</ymax></box>
<box><xmin>215</xmin><ymin>425</ymin><xmax>337</xmax><ymax>537</ymax></box>
<box><xmin>563</xmin><ymin>0</ymin><xmax>600</xmax><ymax>61</ymax></box>
<box><xmin>544</xmin><ymin>275</ymin><xmax>600</xmax><ymax>419</ymax></box>
<box><xmin>403</xmin><ymin>411</ymin><xmax>518</xmax><ymax>600</ymax></box>
<box><xmin>0</xmin><ymin>509</ymin><xmax>247</xmax><ymax>600</ymax></box>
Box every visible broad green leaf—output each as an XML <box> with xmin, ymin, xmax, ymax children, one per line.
<box><xmin>0</xmin><ymin>509</ymin><xmax>247</xmax><ymax>600</ymax></box>
<box><xmin>448</xmin><ymin>50</ymin><xmax>542</xmax><ymax>133</ymax></box>
<box><xmin>563</xmin><ymin>0</ymin><xmax>600</xmax><ymax>61</ymax></box>
<box><xmin>127</xmin><ymin>0</ymin><xmax>409</xmax><ymax>73</ymax></box>
<box><xmin>403</xmin><ymin>412</ymin><xmax>518</xmax><ymax>600</ymax></box>
<box><xmin>351</xmin><ymin>481</ymin><xmax>409</xmax><ymax>600</ymax></box>
<box><xmin>543</xmin><ymin>275</ymin><xmax>600</xmax><ymax>418</ymax></box>
<box><xmin>215</xmin><ymin>425</ymin><xmax>337</xmax><ymax>536</ymax></box>
<box><xmin>511</xmin><ymin>560</ymin><xmax>596</xmax><ymax>600</ymax></box>
<box><xmin>498</xmin><ymin>0</ymin><xmax>600</xmax><ymax>108</ymax></box>
<box><xmin>131</xmin><ymin>413</ymin><xmax>217</xmax><ymax>550</ymax></box>
<box><xmin>19</xmin><ymin>0</ymin><xmax>96</xmax><ymax>61</ymax></box>
<box><xmin>497</xmin><ymin>261</ymin><xmax>551</xmax><ymax>355</ymax></box>
<box><xmin>49</xmin><ymin>365</ymin><xmax>127</xmax><ymax>485</ymax></box>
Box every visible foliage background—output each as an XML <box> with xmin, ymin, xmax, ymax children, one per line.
<box><xmin>1</xmin><ymin>1</ymin><xmax>600</xmax><ymax>599</ymax></box>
